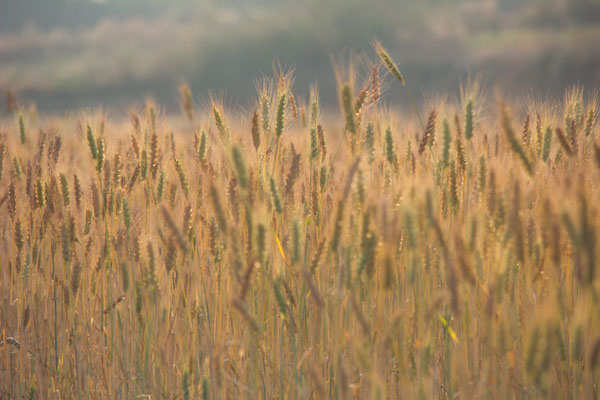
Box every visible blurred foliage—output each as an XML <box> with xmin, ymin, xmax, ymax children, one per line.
<box><xmin>1</xmin><ymin>0</ymin><xmax>599</xmax><ymax>111</ymax></box>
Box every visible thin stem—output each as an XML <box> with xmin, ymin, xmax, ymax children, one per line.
<box><xmin>51</xmin><ymin>247</ymin><xmax>58</xmax><ymax>372</ymax></box>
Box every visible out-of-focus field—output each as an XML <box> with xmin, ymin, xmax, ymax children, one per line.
<box><xmin>1</xmin><ymin>0</ymin><xmax>600</xmax><ymax>112</ymax></box>
<box><xmin>0</xmin><ymin>44</ymin><xmax>599</xmax><ymax>398</ymax></box>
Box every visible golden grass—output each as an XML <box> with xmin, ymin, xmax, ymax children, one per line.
<box><xmin>0</xmin><ymin>54</ymin><xmax>599</xmax><ymax>399</ymax></box>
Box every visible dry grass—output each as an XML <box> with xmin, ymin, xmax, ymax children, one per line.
<box><xmin>0</xmin><ymin>52</ymin><xmax>599</xmax><ymax>399</ymax></box>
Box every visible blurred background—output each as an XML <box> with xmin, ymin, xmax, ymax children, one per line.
<box><xmin>1</xmin><ymin>0</ymin><xmax>599</xmax><ymax>113</ymax></box>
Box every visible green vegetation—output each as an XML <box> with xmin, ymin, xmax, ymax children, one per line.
<box><xmin>1</xmin><ymin>0</ymin><xmax>599</xmax><ymax>111</ymax></box>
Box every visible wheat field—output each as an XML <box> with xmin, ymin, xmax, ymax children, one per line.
<box><xmin>1</xmin><ymin>47</ymin><xmax>600</xmax><ymax>399</ymax></box>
